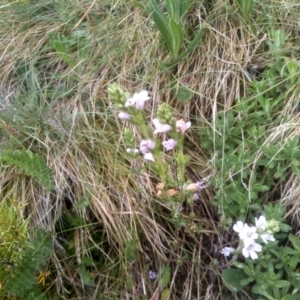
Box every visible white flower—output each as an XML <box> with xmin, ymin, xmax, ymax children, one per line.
<box><xmin>118</xmin><ymin>111</ymin><xmax>131</xmax><ymax>120</ymax></box>
<box><xmin>221</xmin><ymin>247</ymin><xmax>235</xmax><ymax>257</ymax></box>
<box><xmin>176</xmin><ymin>119</ymin><xmax>191</xmax><ymax>133</ymax></box>
<box><xmin>126</xmin><ymin>148</ymin><xmax>139</xmax><ymax>154</ymax></box>
<box><xmin>152</xmin><ymin>118</ymin><xmax>172</xmax><ymax>134</ymax></box>
<box><xmin>233</xmin><ymin>221</ymin><xmax>245</xmax><ymax>234</ymax></box>
<box><xmin>125</xmin><ymin>90</ymin><xmax>150</xmax><ymax>110</ymax></box>
<box><xmin>242</xmin><ymin>242</ymin><xmax>262</xmax><ymax>260</ymax></box>
<box><xmin>140</xmin><ymin>140</ymin><xmax>155</xmax><ymax>155</ymax></box>
<box><xmin>162</xmin><ymin>139</ymin><xmax>177</xmax><ymax>151</ymax></box>
<box><xmin>260</xmin><ymin>233</ymin><xmax>275</xmax><ymax>244</ymax></box>
<box><xmin>144</xmin><ymin>152</ymin><xmax>155</xmax><ymax>161</ymax></box>
<box><xmin>255</xmin><ymin>215</ymin><xmax>268</xmax><ymax>231</ymax></box>
<box><xmin>233</xmin><ymin>222</ymin><xmax>258</xmax><ymax>246</ymax></box>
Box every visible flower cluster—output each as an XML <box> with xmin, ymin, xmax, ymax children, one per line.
<box><xmin>114</xmin><ymin>89</ymin><xmax>191</xmax><ymax>161</ymax></box>
<box><xmin>222</xmin><ymin>216</ymin><xmax>276</xmax><ymax>260</ymax></box>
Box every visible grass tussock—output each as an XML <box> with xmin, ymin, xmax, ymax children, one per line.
<box><xmin>1</xmin><ymin>0</ymin><xmax>300</xmax><ymax>299</ymax></box>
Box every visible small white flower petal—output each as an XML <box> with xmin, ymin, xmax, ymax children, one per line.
<box><xmin>144</xmin><ymin>152</ymin><xmax>155</xmax><ymax>161</ymax></box>
<box><xmin>152</xmin><ymin>118</ymin><xmax>172</xmax><ymax>134</ymax></box>
<box><xmin>260</xmin><ymin>233</ymin><xmax>275</xmax><ymax>244</ymax></box>
<box><xmin>118</xmin><ymin>111</ymin><xmax>131</xmax><ymax>120</ymax></box>
<box><xmin>125</xmin><ymin>97</ymin><xmax>136</xmax><ymax>108</ymax></box>
<box><xmin>255</xmin><ymin>215</ymin><xmax>268</xmax><ymax>231</ymax></box>
<box><xmin>221</xmin><ymin>247</ymin><xmax>235</xmax><ymax>257</ymax></box>
<box><xmin>242</xmin><ymin>242</ymin><xmax>262</xmax><ymax>260</ymax></box>
<box><xmin>133</xmin><ymin>90</ymin><xmax>150</xmax><ymax>110</ymax></box>
<box><xmin>126</xmin><ymin>148</ymin><xmax>139</xmax><ymax>154</ymax></box>
<box><xmin>233</xmin><ymin>221</ymin><xmax>245</xmax><ymax>233</ymax></box>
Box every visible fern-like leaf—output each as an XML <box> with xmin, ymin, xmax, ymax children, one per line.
<box><xmin>0</xmin><ymin>150</ymin><xmax>54</xmax><ymax>191</ymax></box>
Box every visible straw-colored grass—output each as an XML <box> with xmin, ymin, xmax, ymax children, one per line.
<box><xmin>1</xmin><ymin>0</ymin><xmax>300</xmax><ymax>299</ymax></box>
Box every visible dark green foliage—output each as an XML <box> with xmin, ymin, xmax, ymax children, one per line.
<box><xmin>0</xmin><ymin>150</ymin><xmax>54</xmax><ymax>191</ymax></box>
<box><xmin>200</xmin><ymin>31</ymin><xmax>300</xmax><ymax>219</ymax></box>
<box><xmin>3</xmin><ymin>231</ymin><xmax>53</xmax><ymax>300</ymax></box>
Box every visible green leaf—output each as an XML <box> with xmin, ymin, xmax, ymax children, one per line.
<box><xmin>0</xmin><ymin>150</ymin><xmax>54</xmax><ymax>191</ymax></box>
<box><xmin>166</xmin><ymin>0</ymin><xmax>180</xmax><ymax>22</ymax></box>
<box><xmin>253</xmin><ymin>184</ymin><xmax>270</xmax><ymax>192</ymax></box>
<box><xmin>252</xmin><ymin>284</ymin><xmax>276</xmax><ymax>300</ymax></box>
<box><xmin>179</xmin><ymin>0</ymin><xmax>190</xmax><ymax>18</ymax></box>
<box><xmin>169</xmin><ymin>19</ymin><xmax>184</xmax><ymax>58</ymax></box>
<box><xmin>53</xmin><ymin>40</ymin><xmax>75</xmax><ymax>68</ymax></box>
<box><xmin>149</xmin><ymin>0</ymin><xmax>173</xmax><ymax>56</ymax></box>
<box><xmin>289</xmin><ymin>234</ymin><xmax>300</xmax><ymax>251</ymax></box>
<box><xmin>235</xmin><ymin>0</ymin><xmax>255</xmax><ymax>16</ymax></box>
<box><xmin>174</xmin><ymin>84</ymin><xmax>193</xmax><ymax>102</ymax></box>
<box><xmin>161</xmin><ymin>265</ymin><xmax>171</xmax><ymax>288</ymax></box>
<box><xmin>177</xmin><ymin>25</ymin><xmax>205</xmax><ymax>61</ymax></box>
<box><xmin>274</xmin><ymin>280</ymin><xmax>290</xmax><ymax>288</ymax></box>
<box><xmin>222</xmin><ymin>268</ymin><xmax>248</xmax><ymax>292</ymax></box>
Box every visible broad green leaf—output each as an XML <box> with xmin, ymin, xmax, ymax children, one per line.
<box><xmin>53</xmin><ymin>40</ymin><xmax>75</xmax><ymax>67</ymax></box>
<box><xmin>180</xmin><ymin>0</ymin><xmax>190</xmax><ymax>18</ymax></box>
<box><xmin>274</xmin><ymin>280</ymin><xmax>290</xmax><ymax>288</ymax></box>
<box><xmin>169</xmin><ymin>19</ymin><xmax>184</xmax><ymax>58</ymax></box>
<box><xmin>166</xmin><ymin>0</ymin><xmax>180</xmax><ymax>22</ymax></box>
<box><xmin>222</xmin><ymin>268</ymin><xmax>248</xmax><ymax>292</ymax></box>
<box><xmin>174</xmin><ymin>84</ymin><xmax>193</xmax><ymax>102</ymax></box>
<box><xmin>235</xmin><ymin>0</ymin><xmax>254</xmax><ymax>19</ymax></box>
<box><xmin>289</xmin><ymin>234</ymin><xmax>300</xmax><ymax>251</ymax></box>
<box><xmin>149</xmin><ymin>0</ymin><xmax>173</xmax><ymax>56</ymax></box>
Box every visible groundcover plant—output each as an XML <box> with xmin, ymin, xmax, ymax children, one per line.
<box><xmin>1</xmin><ymin>0</ymin><xmax>300</xmax><ymax>299</ymax></box>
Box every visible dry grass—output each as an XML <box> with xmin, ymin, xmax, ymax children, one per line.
<box><xmin>1</xmin><ymin>0</ymin><xmax>300</xmax><ymax>299</ymax></box>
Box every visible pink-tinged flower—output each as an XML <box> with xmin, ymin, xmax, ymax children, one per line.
<box><xmin>242</xmin><ymin>242</ymin><xmax>262</xmax><ymax>260</ymax></box>
<box><xmin>221</xmin><ymin>247</ymin><xmax>235</xmax><ymax>257</ymax></box>
<box><xmin>176</xmin><ymin>119</ymin><xmax>191</xmax><ymax>133</ymax></box>
<box><xmin>260</xmin><ymin>233</ymin><xmax>275</xmax><ymax>244</ymax></box>
<box><xmin>255</xmin><ymin>215</ymin><xmax>268</xmax><ymax>231</ymax></box>
<box><xmin>195</xmin><ymin>180</ymin><xmax>206</xmax><ymax>190</ymax></box>
<box><xmin>144</xmin><ymin>152</ymin><xmax>155</xmax><ymax>161</ymax></box>
<box><xmin>118</xmin><ymin>111</ymin><xmax>131</xmax><ymax>120</ymax></box>
<box><xmin>140</xmin><ymin>140</ymin><xmax>155</xmax><ymax>155</ymax></box>
<box><xmin>162</xmin><ymin>138</ymin><xmax>177</xmax><ymax>151</ymax></box>
<box><xmin>193</xmin><ymin>193</ymin><xmax>199</xmax><ymax>201</ymax></box>
<box><xmin>125</xmin><ymin>90</ymin><xmax>150</xmax><ymax>110</ymax></box>
<box><xmin>152</xmin><ymin>118</ymin><xmax>172</xmax><ymax>134</ymax></box>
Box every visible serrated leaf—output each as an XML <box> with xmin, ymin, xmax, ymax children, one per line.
<box><xmin>0</xmin><ymin>150</ymin><xmax>54</xmax><ymax>191</ymax></box>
